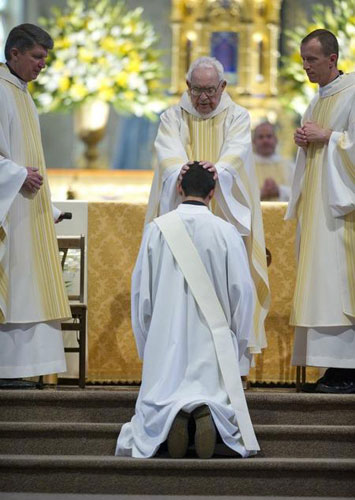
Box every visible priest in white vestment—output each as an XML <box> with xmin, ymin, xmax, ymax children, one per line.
<box><xmin>116</xmin><ymin>164</ymin><xmax>258</xmax><ymax>459</ymax></box>
<box><xmin>253</xmin><ymin>121</ymin><xmax>294</xmax><ymax>201</ymax></box>
<box><xmin>146</xmin><ymin>56</ymin><xmax>269</xmax><ymax>363</ymax></box>
<box><xmin>0</xmin><ymin>24</ymin><xmax>71</xmax><ymax>381</ymax></box>
<box><xmin>287</xmin><ymin>29</ymin><xmax>355</xmax><ymax>393</ymax></box>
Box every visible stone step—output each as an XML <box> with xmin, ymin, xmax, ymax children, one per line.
<box><xmin>1</xmin><ymin>390</ymin><xmax>355</xmax><ymax>425</ymax></box>
<box><xmin>0</xmin><ymin>455</ymin><xmax>354</xmax><ymax>497</ymax></box>
<box><xmin>1</xmin><ymin>422</ymin><xmax>354</xmax><ymax>459</ymax></box>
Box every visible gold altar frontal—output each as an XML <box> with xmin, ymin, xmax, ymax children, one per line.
<box><xmin>48</xmin><ymin>170</ymin><xmax>319</xmax><ymax>385</ymax></box>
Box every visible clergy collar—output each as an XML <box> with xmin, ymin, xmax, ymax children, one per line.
<box><xmin>176</xmin><ymin>203</ymin><xmax>211</xmax><ymax>215</ymax></box>
<box><xmin>319</xmin><ymin>71</ymin><xmax>355</xmax><ymax>98</ymax></box>
<box><xmin>179</xmin><ymin>90</ymin><xmax>233</xmax><ymax>119</ymax></box>
<box><xmin>0</xmin><ymin>63</ymin><xmax>27</xmax><ymax>91</ymax></box>
<box><xmin>182</xmin><ymin>200</ymin><xmax>207</xmax><ymax>206</ymax></box>
<box><xmin>6</xmin><ymin>62</ymin><xmax>25</xmax><ymax>82</ymax></box>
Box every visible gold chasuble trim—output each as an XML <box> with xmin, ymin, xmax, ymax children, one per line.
<box><xmin>291</xmin><ymin>94</ymin><xmax>339</xmax><ymax>324</ymax></box>
<box><xmin>337</xmin><ymin>138</ymin><xmax>355</xmax><ymax>184</ymax></box>
<box><xmin>184</xmin><ymin>110</ymin><xmax>226</xmax><ymax>163</ymax></box>
<box><xmin>11</xmin><ymin>86</ymin><xmax>71</xmax><ymax>321</ymax></box>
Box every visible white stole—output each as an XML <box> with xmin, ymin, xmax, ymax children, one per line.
<box><xmin>154</xmin><ymin>211</ymin><xmax>259</xmax><ymax>451</ymax></box>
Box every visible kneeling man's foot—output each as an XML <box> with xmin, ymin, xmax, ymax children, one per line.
<box><xmin>167</xmin><ymin>410</ymin><xmax>190</xmax><ymax>458</ymax></box>
<box><xmin>193</xmin><ymin>405</ymin><xmax>216</xmax><ymax>459</ymax></box>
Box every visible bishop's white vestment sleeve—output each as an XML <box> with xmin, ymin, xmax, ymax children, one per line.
<box><xmin>214</xmin><ymin>108</ymin><xmax>254</xmax><ymax>235</ymax></box>
<box><xmin>145</xmin><ymin>108</ymin><xmax>188</xmax><ymax>223</ymax></box>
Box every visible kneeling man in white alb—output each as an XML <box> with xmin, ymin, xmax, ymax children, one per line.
<box><xmin>115</xmin><ymin>163</ymin><xmax>259</xmax><ymax>459</ymax></box>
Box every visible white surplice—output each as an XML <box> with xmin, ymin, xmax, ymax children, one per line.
<box><xmin>146</xmin><ymin>91</ymin><xmax>270</xmax><ymax>356</ymax></box>
<box><xmin>286</xmin><ymin>73</ymin><xmax>355</xmax><ymax>368</ymax></box>
<box><xmin>254</xmin><ymin>152</ymin><xmax>294</xmax><ymax>201</ymax></box>
<box><xmin>0</xmin><ymin>64</ymin><xmax>70</xmax><ymax>377</ymax></box>
<box><xmin>115</xmin><ymin>204</ymin><xmax>256</xmax><ymax>458</ymax></box>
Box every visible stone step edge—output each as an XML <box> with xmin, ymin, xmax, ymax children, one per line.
<box><xmin>1</xmin><ymin>455</ymin><xmax>355</xmax><ymax>472</ymax></box>
<box><xmin>1</xmin><ymin>390</ymin><xmax>355</xmax><ymax>407</ymax></box>
<box><xmin>1</xmin><ymin>422</ymin><xmax>355</xmax><ymax>436</ymax></box>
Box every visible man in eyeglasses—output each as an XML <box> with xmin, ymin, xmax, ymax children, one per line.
<box><xmin>145</xmin><ymin>56</ymin><xmax>270</xmax><ymax>370</ymax></box>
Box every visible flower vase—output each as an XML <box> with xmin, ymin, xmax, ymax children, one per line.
<box><xmin>74</xmin><ymin>100</ymin><xmax>110</xmax><ymax>169</ymax></box>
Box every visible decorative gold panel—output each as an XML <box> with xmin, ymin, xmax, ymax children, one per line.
<box><xmin>170</xmin><ymin>0</ymin><xmax>282</xmax><ymax>125</ymax></box>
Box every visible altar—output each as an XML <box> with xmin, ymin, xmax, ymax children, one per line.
<box><xmin>48</xmin><ymin>169</ymin><xmax>319</xmax><ymax>385</ymax></box>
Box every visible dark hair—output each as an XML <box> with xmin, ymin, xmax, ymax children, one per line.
<box><xmin>301</xmin><ymin>29</ymin><xmax>339</xmax><ymax>58</ymax></box>
<box><xmin>5</xmin><ymin>23</ymin><xmax>53</xmax><ymax>61</ymax></box>
<box><xmin>181</xmin><ymin>162</ymin><xmax>215</xmax><ymax>198</ymax></box>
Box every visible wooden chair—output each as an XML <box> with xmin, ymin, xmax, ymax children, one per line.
<box><xmin>58</xmin><ymin>235</ymin><xmax>87</xmax><ymax>388</ymax></box>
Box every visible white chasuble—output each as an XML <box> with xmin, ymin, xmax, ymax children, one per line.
<box><xmin>286</xmin><ymin>73</ymin><xmax>355</xmax><ymax>368</ymax></box>
<box><xmin>116</xmin><ymin>204</ymin><xmax>257</xmax><ymax>458</ymax></box>
<box><xmin>147</xmin><ymin>92</ymin><xmax>270</xmax><ymax>355</ymax></box>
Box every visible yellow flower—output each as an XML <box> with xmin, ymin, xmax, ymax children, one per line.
<box><xmin>58</xmin><ymin>76</ymin><xmax>70</xmax><ymax>92</ymax></box>
<box><xmin>55</xmin><ymin>37</ymin><xmax>71</xmax><ymax>50</ymax></box>
<box><xmin>117</xmin><ymin>42</ymin><xmax>133</xmax><ymax>55</ymax></box>
<box><xmin>70</xmin><ymin>83</ymin><xmax>88</xmax><ymax>99</ymax></box>
<box><xmin>98</xmin><ymin>87</ymin><xmax>115</xmax><ymax>101</ymax></box>
<box><xmin>338</xmin><ymin>59</ymin><xmax>354</xmax><ymax>74</ymax></box>
<box><xmin>124</xmin><ymin>90</ymin><xmax>135</xmax><ymax>101</ymax></box>
<box><xmin>97</xmin><ymin>78</ymin><xmax>114</xmax><ymax>101</ymax></box>
<box><xmin>115</xmin><ymin>72</ymin><xmax>128</xmax><ymax>87</ymax></box>
<box><xmin>148</xmin><ymin>80</ymin><xmax>159</xmax><ymax>90</ymax></box>
<box><xmin>100</xmin><ymin>37</ymin><xmax>117</xmax><ymax>53</ymax></box>
<box><xmin>290</xmin><ymin>52</ymin><xmax>302</xmax><ymax>63</ymax></box>
<box><xmin>57</xmin><ymin>16</ymin><xmax>69</xmax><ymax>29</ymax></box>
<box><xmin>127</xmin><ymin>53</ymin><xmax>141</xmax><ymax>73</ymax></box>
<box><xmin>97</xmin><ymin>57</ymin><xmax>109</xmax><ymax>68</ymax></box>
<box><xmin>53</xmin><ymin>59</ymin><xmax>65</xmax><ymax>70</ymax></box>
<box><xmin>78</xmin><ymin>47</ymin><xmax>94</xmax><ymax>63</ymax></box>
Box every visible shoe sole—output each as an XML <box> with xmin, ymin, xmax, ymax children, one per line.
<box><xmin>317</xmin><ymin>383</ymin><xmax>355</xmax><ymax>394</ymax></box>
<box><xmin>167</xmin><ymin>410</ymin><xmax>190</xmax><ymax>458</ymax></box>
<box><xmin>193</xmin><ymin>405</ymin><xmax>216</xmax><ymax>459</ymax></box>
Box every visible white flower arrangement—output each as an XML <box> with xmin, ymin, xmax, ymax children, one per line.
<box><xmin>30</xmin><ymin>0</ymin><xmax>167</xmax><ymax>118</ymax></box>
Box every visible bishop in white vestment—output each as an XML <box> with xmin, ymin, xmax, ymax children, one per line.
<box><xmin>287</xmin><ymin>30</ymin><xmax>355</xmax><ymax>392</ymax></box>
<box><xmin>0</xmin><ymin>25</ymin><xmax>71</xmax><ymax>379</ymax></box>
<box><xmin>116</xmin><ymin>165</ymin><xmax>258</xmax><ymax>458</ymax></box>
<box><xmin>146</xmin><ymin>57</ymin><xmax>269</xmax><ymax>360</ymax></box>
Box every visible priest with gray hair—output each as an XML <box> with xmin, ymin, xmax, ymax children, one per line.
<box><xmin>146</xmin><ymin>56</ymin><xmax>270</xmax><ymax>366</ymax></box>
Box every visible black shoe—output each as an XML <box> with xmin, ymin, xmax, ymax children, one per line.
<box><xmin>301</xmin><ymin>368</ymin><xmax>334</xmax><ymax>393</ymax></box>
<box><xmin>167</xmin><ymin>410</ymin><xmax>190</xmax><ymax>458</ymax></box>
<box><xmin>317</xmin><ymin>378</ymin><xmax>355</xmax><ymax>394</ymax></box>
<box><xmin>302</xmin><ymin>368</ymin><xmax>355</xmax><ymax>394</ymax></box>
<box><xmin>0</xmin><ymin>379</ymin><xmax>42</xmax><ymax>389</ymax></box>
<box><xmin>193</xmin><ymin>405</ymin><xmax>216</xmax><ymax>459</ymax></box>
